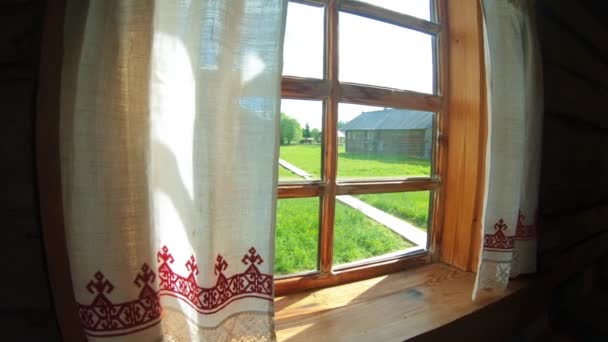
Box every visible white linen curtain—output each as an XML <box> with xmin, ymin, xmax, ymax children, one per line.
<box><xmin>473</xmin><ymin>0</ymin><xmax>543</xmax><ymax>299</ymax></box>
<box><xmin>60</xmin><ymin>1</ymin><xmax>286</xmax><ymax>340</ymax></box>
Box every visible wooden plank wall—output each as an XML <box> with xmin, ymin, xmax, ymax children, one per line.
<box><xmin>537</xmin><ymin>0</ymin><xmax>608</xmax><ymax>282</ymax></box>
<box><xmin>419</xmin><ymin>6</ymin><xmax>608</xmax><ymax>337</ymax></box>
<box><xmin>0</xmin><ymin>1</ymin><xmax>61</xmax><ymax>341</ymax></box>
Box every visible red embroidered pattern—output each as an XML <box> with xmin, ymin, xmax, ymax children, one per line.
<box><xmin>515</xmin><ymin>210</ymin><xmax>537</xmax><ymax>240</ymax></box>
<box><xmin>157</xmin><ymin>246</ymin><xmax>273</xmax><ymax>313</ymax></box>
<box><xmin>483</xmin><ymin>218</ymin><xmax>515</xmax><ymax>251</ymax></box>
<box><xmin>77</xmin><ymin>246</ymin><xmax>272</xmax><ymax>337</ymax></box>
<box><xmin>78</xmin><ymin>264</ymin><xmax>162</xmax><ymax>337</ymax></box>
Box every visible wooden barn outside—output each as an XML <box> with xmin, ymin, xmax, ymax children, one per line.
<box><xmin>342</xmin><ymin>109</ymin><xmax>433</xmax><ymax>159</ymax></box>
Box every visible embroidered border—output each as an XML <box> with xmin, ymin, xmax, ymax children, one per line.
<box><xmin>157</xmin><ymin>246</ymin><xmax>273</xmax><ymax>314</ymax></box>
<box><xmin>515</xmin><ymin>210</ymin><xmax>537</xmax><ymax>241</ymax></box>
<box><xmin>483</xmin><ymin>218</ymin><xmax>515</xmax><ymax>251</ymax></box>
<box><xmin>77</xmin><ymin>246</ymin><xmax>273</xmax><ymax>337</ymax></box>
<box><xmin>78</xmin><ymin>264</ymin><xmax>162</xmax><ymax>337</ymax></box>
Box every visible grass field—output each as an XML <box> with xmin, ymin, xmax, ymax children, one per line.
<box><xmin>278</xmin><ymin>144</ymin><xmax>431</xmax><ymax>180</ymax></box>
<box><xmin>356</xmin><ymin>192</ymin><xmax>430</xmax><ymax>229</ymax></box>
<box><xmin>275</xmin><ymin>197</ymin><xmax>413</xmax><ymax>275</ymax></box>
<box><xmin>278</xmin><ymin>144</ymin><xmax>321</xmax><ymax>180</ymax></box>
<box><xmin>337</xmin><ymin>148</ymin><xmax>430</xmax><ymax>179</ymax></box>
<box><xmin>275</xmin><ymin>144</ymin><xmax>431</xmax><ymax>275</ymax></box>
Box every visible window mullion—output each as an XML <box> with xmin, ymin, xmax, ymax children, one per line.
<box><xmin>319</xmin><ymin>0</ymin><xmax>339</xmax><ymax>275</ymax></box>
<box><xmin>281</xmin><ymin>77</ymin><xmax>330</xmax><ymax>100</ymax></box>
<box><xmin>340</xmin><ymin>0</ymin><xmax>441</xmax><ymax>35</ymax></box>
<box><xmin>430</xmin><ymin>0</ymin><xmax>449</xmax><ymax>261</ymax></box>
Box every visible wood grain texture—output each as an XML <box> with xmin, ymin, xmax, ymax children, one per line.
<box><xmin>439</xmin><ymin>0</ymin><xmax>486</xmax><ymax>271</ymax></box>
<box><xmin>539</xmin><ymin>204</ymin><xmax>608</xmax><ymax>258</ymax></box>
<box><xmin>413</xmin><ymin>276</ymin><xmax>548</xmax><ymax>342</ymax></box>
<box><xmin>275</xmin><ymin>252</ymin><xmax>430</xmax><ymax>296</ymax></box>
<box><xmin>340</xmin><ymin>83</ymin><xmax>442</xmax><ymax>112</ymax></box>
<box><xmin>539</xmin><ymin>116</ymin><xmax>608</xmax><ymax>214</ymax></box>
<box><xmin>275</xmin><ymin>263</ymin><xmax>525</xmax><ymax>341</ymax></box>
<box><xmin>35</xmin><ymin>0</ymin><xmax>86</xmax><ymax>341</ymax></box>
<box><xmin>289</xmin><ymin>0</ymin><xmax>326</xmax><ymax>7</ymax></box>
<box><xmin>539</xmin><ymin>15</ymin><xmax>608</xmax><ymax>91</ymax></box>
<box><xmin>469</xmin><ymin>21</ymin><xmax>487</xmax><ymax>272</ymax></box>
<box><xmin>281</xmin><ymin>76</ymin><xmax>329</xmax><ymax>100</ymax></box>
<box><xmin>336</xmin><ymin>178</ymin><xmax>439</xmax><ymax>195</ymax></box>
<box><xmin>340</xmin><ymin>0</ymin><xmax>441</xmax><ymax>35</ymax></box>
<box><xmin>540</xmin><ymin>0</ymin><xmax>608</xmax><ymax>64</ymax></box>
<box><xmin>543</xmin><ymin>63</ymin><xmax>608</xmax><ymax>128</ymax></box>
<box><xmin>429</xmin><ymin>0</ymin><xmax>449</xmax><ymax>263</ymax></box>
<box><xmin>278</xmin><ymin>183</ymin><xmax>323</xmax><ymax>198</ymax></box>
<box><xmin>537</xmin><ymin>0</ymin><xmax>608</xmax><ymax>283</ymax></box>
<box><xmin>319</xmin><ymin>0</ymin><xmax>339</xmax><ymax>274</ymax></box>
<box><xmin>542</xmin><ymin>232</ymin><xmax>608</xmax><ymax>285</ymax></box>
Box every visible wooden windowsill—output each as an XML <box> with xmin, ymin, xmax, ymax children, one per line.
<box><xmin>275</xmin><ymin>263</ymin><xmax>528</xmax><ymax>341</ymax></box>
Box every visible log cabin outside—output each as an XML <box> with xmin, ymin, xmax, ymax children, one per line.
<box><xmin>275</xmin><ymin>0</ymin><xmax>445</xmax><ymax>294</ymax></box>
<box><xmin>342</xmin><ymin>108</ymin><xmax>433</xmax><ymax>159</ymax></box>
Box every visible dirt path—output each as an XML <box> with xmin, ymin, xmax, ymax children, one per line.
<box><xmin>278</xmin><ymin>159</ymin><xmax>426</xmax><ymax>247</ymax></box>
<box><xmin>278</xmin><ymin>159</ymin><xmax>312</xmax><ymax>180</ymax></box>
<box><xmin>336</xmin><ymin>195</ymin><xmax>427</xmax><ymax>247</ymax></box>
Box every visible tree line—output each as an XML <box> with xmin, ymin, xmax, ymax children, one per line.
<box><xmin>280</xmin><ymin>112</ymin><xmax>320</xmax><ymax>145</ymax></box>
<box><xmin>280</xmin><ymin>113</ymin><xmax>349</xmax><ymax>145</ymax></box>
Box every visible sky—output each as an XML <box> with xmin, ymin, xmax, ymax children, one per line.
<box><xmin>280</xmin><ymin>0</ymin><xmax>433</xmax><ymax>130</ymax></box>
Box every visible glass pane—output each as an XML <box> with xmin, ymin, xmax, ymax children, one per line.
<box><xmin>339</xmin><ymin>12</ymin><xmax>434</xmax><ymax>93</ymax></box>
<box><xmin>355</xmin><ymin>191</ymin><xmax>430</xmax><ymax>232</ymax></box>
<box><xmin>338</xmin><ymin>103</ymin><xmax>433</xmax><ymax>180</ymax></box>
<box><xmin>354</xmin><ymin>0</ymin><xmax>432</xmax><ymax>21</ymax></box>
<box><xmin>279</xmin><ymin>99</ymin><xmax>322</xmax><ymax>182</ymax></box>
<box><xmin>275</xmin><ymin>197</ymin><xmax>320</xmax><ymax>275</ymax></box>
<box><xmin>333</xmin><ymin>191</ymin><xmax>431</xmax><ymax>267</ymax></box>
<box><xmin>282</xmin><ymin>2</ymin><xmax>324</xmax><ymax>79</ymax></box>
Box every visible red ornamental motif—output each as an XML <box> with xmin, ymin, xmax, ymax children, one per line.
<box><xmin>78</xmin><ymin>264</ymin><xmax>162</xmax><ymax>337</ymax></box>
<box><xmin>483</xmin><ymin>218</ymin><xmax>515</xmax><ymax>251</ymax></box>
<box><xmin>157</xmin><ymin>246</ymin><xmax>273</xmax><ymax>314</ymax></box>
<box><xmin>77</xmin><ymin>247</ymin><xmax>273</xmax><ymax>337</ymax></box>
<box><xmin>515</xmin><ymin>210</ymin><xmax>537</xmax><ymax>240</ymax></box>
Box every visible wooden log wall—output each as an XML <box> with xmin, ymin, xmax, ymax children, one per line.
<box><xmin>536</xmin><ymin>4</ymin><xmax>608</xmax><ymax>337</ymax></box>
<box><xmin>0</xmin><ymin>1</ymin><xmax>61</xmax><ymax>340</ymax></box>
<box><xmin>536</xmin><ymin>0</ymin><xmax>608</xmax><ymax>279</ymax></box>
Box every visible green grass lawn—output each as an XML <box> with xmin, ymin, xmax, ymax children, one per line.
<box><xmin>278</xmin><ymin>165</ymin><xmax>297</xmax><ymax>179</ymax></box>
<box><xmin>275</xmin><ymin>144</ymin><xmax>430</xmax><ymax>275</ymax></box>
<box><xmin>337</xmin><ymin>148</ymin><xmax>431</xmax><ymax>179</ymax></box>
<box><xmin>275</xmin><ymin>197</ymin><xmax>413</xmax><ymax>275</ymax></box>
<box><xmin>278</xmin><ymin>144</ymin><xmax>431</xmax><ymax>180</ymax></box>
<box><xmin>356</xmin><ymin>192</ymin><xmax>430</xmax><ymax>229</ymax></box>
<box><xmin>278</xmin><ymin>144</ymin><xmax>321</xmax><ymax>180</ymax></box>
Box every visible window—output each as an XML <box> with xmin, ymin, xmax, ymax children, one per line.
<box><xmin>276</xmin><ymin>0</ymin><xmax>486</xmax><ymax>294</ymax></box>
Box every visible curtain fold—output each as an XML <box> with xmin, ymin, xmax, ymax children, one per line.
<box><xmin>60</xmin><ymin>0</ymin><xmax>287</xmax><ymax>340</ymax></box>
<box><xmin>473</xmin><ymin>0</ymin><xmax>543</xmax><ymax>299</ymax></box>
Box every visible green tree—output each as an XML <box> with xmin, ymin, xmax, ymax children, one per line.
<box><xmin>280</xmin><ymin>112</ymin><xmax>303</xmax><ymax>145</ymax></box>
<box><xmin>338</xmin><ymin>120</ymin><xmax>348</xmax><ymax>130</ymax></box>
<box><xmin>292</xmin><ymin>120</ymin><xmax>303</xmax><ymax>144</ymax></box>
<box><xmin>303</xmin><ymin>123</ymin><xmax>311</xmax><ymax>138</ymax></box>
<box><xmin>311</xmin><ymin>128</ymin><xmax>321</xmax><ymax>143</ymax></box>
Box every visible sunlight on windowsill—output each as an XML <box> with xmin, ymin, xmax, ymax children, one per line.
<box><xmin>275</xmin><ymin>263</ymin><xmax>527</xmax><ymax>341</ymax></box>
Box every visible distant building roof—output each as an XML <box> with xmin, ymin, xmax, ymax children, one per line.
<box><xmin>341</xmin><ymin>109</ymin><xmax>433</xmax><ymax>131</ymax></box>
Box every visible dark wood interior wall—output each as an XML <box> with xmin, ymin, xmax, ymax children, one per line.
<box><xmin>418</xmin><ymin>4</ymin><xmax>608</xmax><ymax>338</ymax></box>
<box><xmin>0</xmin><ymin>1</ymin><xmax>60</xmax><ymax>340</ymax></box>
<box><xmin>536</xmin><ymin>0</ymin><xmax>608</xmax><ymax>332</ymax></box>
<box><xmin>536</xmin><ymin>0</ymin><xmax>608</xmax><ymax>276</ymax></box>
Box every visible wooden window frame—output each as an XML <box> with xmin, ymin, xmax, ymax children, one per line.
<box><xmin>35</xmin><ymin>0</ymin><xmax>485</xmax><ymax>337</ymax></box>
<box><xmin>275</xmin><ymin>0</ymin><xmax>486</xmax><ymax>295</ymax></box>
